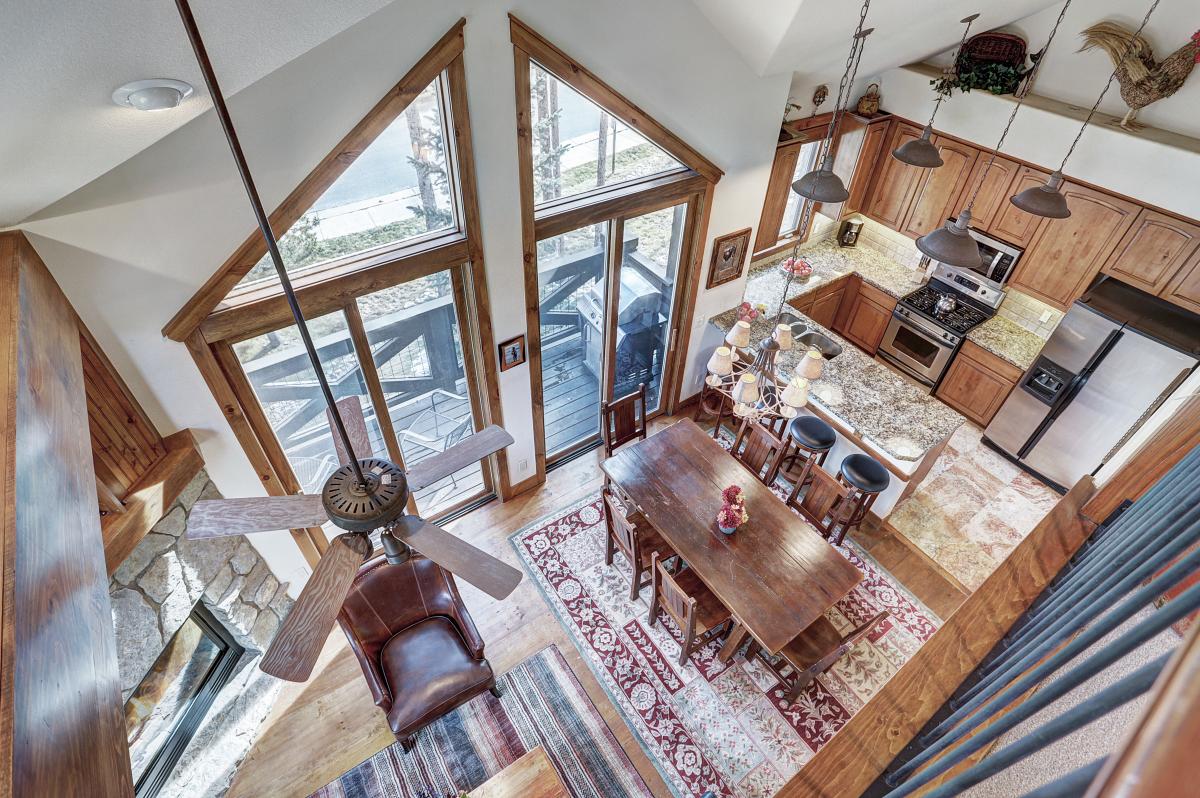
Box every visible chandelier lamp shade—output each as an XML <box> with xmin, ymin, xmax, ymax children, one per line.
<box><xmin>917</xmin><ymin>0</ymin><xmax>1075</xmax><ymax>269</ymax></box>
<box><xmin>893</xmin><ymin>14</ymin><xmax>979</xmax><ymax>169</ymax></box>
<box><xmin>1010</xmin><ymin>0</ymin><xmax>1164</xmax><ymax>220</ymax></box>
<box><xmin>725</xmin><ymin>320</ymin><xmax>752</xmax><ymax>348</ymax></box>
<box><xmin>791</xmin><ymin>0</ymin><xmax>875</xmax><ymax>203</ymax></box>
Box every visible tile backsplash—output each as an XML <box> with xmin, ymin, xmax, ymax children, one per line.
<box><xmin>997</xmin><ymin>289</ymin><xmax>1065</xmax><ymax>339</ymax></box>
<box><xmin>852</xmin><ymin>215</ymin><xmax>923</xmax><ymax>268</ymax></box>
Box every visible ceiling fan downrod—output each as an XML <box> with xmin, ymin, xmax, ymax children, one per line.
<box><xmin>173</xmin><ymin>0</ymin><xmax>367</xmax><ymax>488</ymax></box>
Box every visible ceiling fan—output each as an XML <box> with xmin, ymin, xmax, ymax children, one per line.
<box><xmin>172</xmin><ymin>0</ymin><xmax>522</xmax><ymax>682</ymax></box>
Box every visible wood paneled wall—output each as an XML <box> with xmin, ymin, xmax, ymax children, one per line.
<box><xmin>1</xmin><ymin>231</ymin><xmax>134</xmax><ymax>796</ymax></box>
<box><xmin>81</xmin><ymin>325</ymin><xmax>166</xmax><ymax>511</ymax></box>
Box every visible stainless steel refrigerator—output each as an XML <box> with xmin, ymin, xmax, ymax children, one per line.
<box><xmin>984</xmin><ymin>278</ymin><xmax>1200</xmax><ymax>492</ymax></box>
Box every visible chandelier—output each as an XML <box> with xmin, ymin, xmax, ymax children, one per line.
<box><xmin>704</xmin><ymin>0</ymin><xmax>877</xmax><ymax>423</ymax></box>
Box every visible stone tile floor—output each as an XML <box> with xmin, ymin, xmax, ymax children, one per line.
<box><xmin>886</xmin><ymin>424</ymin><xmax>1060</xmax><ymax>592</ymax></box>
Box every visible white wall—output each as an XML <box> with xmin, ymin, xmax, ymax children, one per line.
<box><xmin>20</xmin><ymin>0</ymin><xmax>788</xmax><ymax>589</ymax></box>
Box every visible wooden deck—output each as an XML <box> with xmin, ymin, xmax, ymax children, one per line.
<box><xmin>541</xmin><ymin>333</ymin><xmax>600</xmax><ymax>457</ymax></box>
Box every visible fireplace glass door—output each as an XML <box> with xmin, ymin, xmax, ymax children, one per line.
<box><xmin>125</xmin><ymin>603</ymin><xmax>244</xmax><ymax>797</ymax></box>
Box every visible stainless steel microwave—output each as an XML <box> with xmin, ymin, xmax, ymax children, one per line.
<box><xmin>922</xmin><ymin>221</ymin><xmax>1023</xmax><ymax>288</ymax></box>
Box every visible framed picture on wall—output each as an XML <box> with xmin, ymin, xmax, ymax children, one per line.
<box><xmin>498</xmin><ymin>334</ymin><xmax>526</xmax><ymax>371</ymax></box>
<box><xmin>706</xmin><ymin>228</ymin><xmax>752</xmax><ymax>289</ymax></box>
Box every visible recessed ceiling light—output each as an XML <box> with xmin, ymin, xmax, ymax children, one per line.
<box><xmin>112</xmin><ymin>79</ymin><xmax>194</xmax><ymax>112</ymax></box>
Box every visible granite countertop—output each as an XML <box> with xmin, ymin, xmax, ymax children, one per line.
<box><xmin>711</xmin><ymin>243</ymin><xmax>966</xmax><ymax>462</ymax></box>
<box><xmin>967</xmin><ymin>315</ymin><xmax>1044</xmax><ymax>372</ymax></box>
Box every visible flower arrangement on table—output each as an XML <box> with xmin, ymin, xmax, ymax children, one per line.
<box><xmin>717</xmin><ymin>484</ymin><xmax>749</xmax><ymax>534</ymax></box>
<box><xmin>779</xmin><ymin>256</ymin><xmax>813</xmax><ymax>280</ymax></box>
<box><xmin>736</xmin><ymin>301</ymin><xmax>768</xmax><ymax>322</ymax></box>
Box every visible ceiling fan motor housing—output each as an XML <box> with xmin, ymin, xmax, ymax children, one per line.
<box><xmin>322</xmin><ymin>458</ymin><xmax>408</xmax><ymax>532</ymax></box>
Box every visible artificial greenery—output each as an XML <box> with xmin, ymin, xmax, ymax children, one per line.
<box><xmin>932</xmin><ymin>54</ymin><xmax>1036</xmax><ymax>97</ymax></box>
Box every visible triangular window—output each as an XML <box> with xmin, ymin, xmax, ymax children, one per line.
<box><xmin>237</xmin><ymin>76</ymin><xmax>457</xmax><ymax>288</ymax></box>
<box><xmin>529</xmin><ymin>61</ymin><xmax>685</xmax><ymax>206</ymax></box>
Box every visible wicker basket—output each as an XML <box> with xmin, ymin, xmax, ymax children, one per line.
<box><xmin>962</xmin><ymin>32</ymin><xmax>1027</xmax><ymax>66</ymax></box>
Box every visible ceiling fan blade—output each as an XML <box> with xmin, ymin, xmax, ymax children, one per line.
<box><xmin>327</xmin><ymin>396</ymin><xmax>374</xmax><ymax>465</ymax></box>
<box><xmin>187</xmin><ymin>495</ymin><xmax>328</xmax><ymax>539</ymax></box>
<box><xmin>405</xmin><ymin>425</ymin><xmax>514</xmax><ymax>492</ymax></box>
<box><xmin>392</xmin><ymin>515</ymin><xmax>522</xmax><ymax>600</ymax></box>
<box><xmin>260</xmin><ymin>532</ymin><xmax>372</xmax><ymax>681</ymax></box>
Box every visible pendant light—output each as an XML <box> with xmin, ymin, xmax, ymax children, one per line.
<box><xmin>893</xmin><ymin>14</ymin><xmax>979</xmax><ymax>168</ymax></box>
<box><xmin>792</xmin><ymin>0</ymin><xmax>875</xmax><ymax>203</ymax></box>
<box><xmin>1011</xmin><ymin>0</ymin><xmax>1162</xmax><ymax>219</ymax></box>
<box><xmin>917</xmin><ymin>0</ymin><xmax>1075</xmax><ymax>269</ymax></box>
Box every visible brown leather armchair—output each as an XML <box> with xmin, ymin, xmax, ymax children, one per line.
<box><xmin>337</xmin><ymin>554</ymin><xmax>497</xmax><ymax>750</ymax></box>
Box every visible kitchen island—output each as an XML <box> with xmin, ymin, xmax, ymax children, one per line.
<box><xmin>706</xmin><ymin>242</ymin><xmax>965</xmax><ymax>512</ymax></box>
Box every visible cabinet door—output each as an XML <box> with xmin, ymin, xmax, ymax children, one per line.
<box><xmin>935</xmin><ymin>350</ymin><xmax>1018</xmax><ymax>426</ymax></box>
<box><xmin>990</xmin><ymin>166</ymin><xmax>1051</xmax><ymax>247</ymax></box>
<box><xmin>1163</xmin><ymin>249</ymin><xmax>1200</xmax><ymax>314</ymax></box>
<box><xmin>900</xmin><ymin>136</ymin><xmax>979</xmax><ymax>239</ymax></box>
<box><xmin>840</xmin><ymin>293</ymin><xmax>893</xmax><ymax>354</ymax></box>
<box><xmin>865</xmin><ymin>122</ymin><xmax>925</xmax><ymax>229</ymax></box>
<box><xmin>842</xmin><ymin>120</ymin><xmax>890</xmax><ymax>218</ymax></box>
<box><xmin>809</xmin><ymin>288</ymin><xmax>845</xmax><ymax>329</ymax></box>
<box><xmin>1011</xmin><ymin>182</ymin><xmax>1140</xmax><ymax>309</ymax></box>
<box><xmin>1101</xmin><ymin>208</ymin><xmax>1200</xmax><ymax>294</ymax></box>
<box><xmin>962</xmin><ymin>153</ymin><xmax>1021</xmax><ymax>234</ymax></box>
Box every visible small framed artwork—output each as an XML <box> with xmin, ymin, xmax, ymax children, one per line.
<box><xmin>498</xmin><ymin>335</ymin><xmax>526</xmax><ymax>371</ymax></box>
<box><xmin>706</xmin><ymin>228</ymin><xmax>752</xmax><ymax>289</ymax></box>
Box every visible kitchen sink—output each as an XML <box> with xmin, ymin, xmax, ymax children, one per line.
<box><xmin>796</xmin><ymin>330</ymin><xmax>842</xmax><ymax>360</ymax></box>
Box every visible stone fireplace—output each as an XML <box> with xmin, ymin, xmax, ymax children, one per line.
<box><xmin>110</xmin><ymin>469</ymin><xmax>295</xmax><ymax>797</ymax></box>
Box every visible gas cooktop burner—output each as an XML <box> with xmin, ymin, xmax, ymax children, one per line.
<box><xmin>901</xmin><ymin>285</ymin><xmax>990</xmax><ymax>334</ymax></box>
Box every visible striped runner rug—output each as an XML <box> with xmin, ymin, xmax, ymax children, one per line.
<box><xmin>310</xmin><ymin>645</ymin><xmax>650</xmax><ymax>797</ymax></box>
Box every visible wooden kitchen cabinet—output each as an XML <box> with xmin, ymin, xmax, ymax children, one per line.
<box><xmin>1163</xmin><ymin>249</ymin><xmax>1200</xmax><ymax>314</ymax></box>
<box><xmin>788</xmin><ymin>276</ymin><xmax>849</xmax><ymax>330</ymax></box>
<box><xmin>865</xmin><ymin>122</ymin><xmax>925</xmax><ymax>229</ymax></box>
<box><xmin>960</xmin><ymin>153</ymin><xmax>1022</xmax><ymax>233</ymax></box>
<box><xmin>900</xmin><ymin>136</ymin><xmax>979</xmax><ymax>240</ymax></box>
<box><xmin>1009</xmin><ymin>182</ymin><xmax>1140</xmax><ymax>310</ymax></box>
<box><xmin>1101</xmin><ymin>209</ymin><xmax>1200</xmax><ymax>294</ymax></box>
<box><xmin>988</xmin><ymin>165</ymin><xmax>1051</xmax><ymax>247</ymax></box>
<box><xmin>837</xmin><ymin>280</ymin><xmax>897</xmax><ymax>355</ymax></box>
<box><xmin>833</xmin><ymin>116</ymin><xmax>891</xmax><ymax>219</ymax></box>
<box><xmin>935</xmin><ymin>340</ymin><xmax>1025</xmax><ymax>426</ymax></box>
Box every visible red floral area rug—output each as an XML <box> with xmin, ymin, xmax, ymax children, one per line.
<box><xmin>511</xmin><ymin>493</ymin><xmax>940</xmax><ymax>798</ymax></box>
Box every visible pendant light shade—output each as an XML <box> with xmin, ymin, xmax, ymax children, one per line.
<box><xmin>792</xmin><ymin>161</ymin><xmax>850</xmax><ymax>203</ymax></box>
<box><xmin>893</xmin><ymin>125</ymin><xmax>944</xmax><ymax>168</ymax></box>
<box><xmin>1010</xmin><ymin>169</ymin><xmax>1072</xmax><ymax>219</ymax></box>
<box><xmin>916</xmin><ymin>210</ymin><xmax>983</xmax><ymax>270</ymax></box>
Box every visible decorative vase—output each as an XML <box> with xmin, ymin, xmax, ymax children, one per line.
<box><xmin>717</xmin><ymin>522</ymin><xmax>737</xmax><ymax>535</ymax></box>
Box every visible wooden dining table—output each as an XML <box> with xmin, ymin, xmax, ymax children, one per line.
<box><xmin>601</xmin><ymin>418</ymin><xmax>863</xmax><ymax>660</ymax></box>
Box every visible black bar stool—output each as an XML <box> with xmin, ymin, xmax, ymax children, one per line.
<box><xmin>780</xmin><ymin>415</ymin><xmax>837</xmax><ymax>489</ymax></box>
<box><xmin>831</xmin><ymin>453</ymin><xmax>891</xmax><ymax>546</ymax></box>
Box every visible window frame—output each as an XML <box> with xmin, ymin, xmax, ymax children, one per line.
<box><xmin>510</xmin><ymin>15</ymin><xmax>722</xmax><ymax>479</ymax></box>
<box><xmin>753</xmin><ymin>113</ymin><xmax>836</xmax><ymax>258</ymax></box>
<box><xmin>180</xmin><ymin>21</ymin><xmax>507</xmax><ymax>566</ymax></box>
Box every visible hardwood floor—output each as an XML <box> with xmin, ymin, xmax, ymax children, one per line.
<box><xmin>226</xmin><ymin>413</ymin><xmax>966</xmax><ymax>798</ymax></box>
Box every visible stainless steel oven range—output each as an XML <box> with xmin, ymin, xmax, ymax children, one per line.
<box><xmin>878</xmin><ymin>262</ymin><xmax>1006</xmax><ymax>387</ymax></box>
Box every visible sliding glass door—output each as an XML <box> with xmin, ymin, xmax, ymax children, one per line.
<box><xmin>231</xmin><ymin>265</ymin><xmax>491</xmax><ymax>519</ymax></box>
<box><xmin>535</xmin><ymin>201</ymin><xmax>689</xmax><ymax>463</ymax></box>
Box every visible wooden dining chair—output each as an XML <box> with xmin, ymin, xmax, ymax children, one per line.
<box><xmin>730</xmin><ymin>418</ymin><xmax>787</xmax><ymax>485</ymax></box>
<box><xmin>601</xmin><ymin>383</ymin><xmax>648</xmax><ymax>458</ymax></box>
<box><xmin>784</xmin><ymin>461</ymin><xmax>853</xmax><ymax>544</ymax></box>
<box><xmin>603</xmin><ymin>489</ymin><xmax>676</xmax><ymax>600</ymax></box>
<box><xmin>647</xmin><ymin>551</ymin><xmax>734</xmax><ymax>666</ymax></box>
<box><xmin>755</xmin><ymin>610</ymin><xmax>889</xmax><ymax>702</ymax></box>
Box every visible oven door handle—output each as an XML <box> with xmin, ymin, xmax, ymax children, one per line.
<box><xmin>891</xmin><ymin>308</ymin><xmax>957</xmax><ymax>344</ymax></box>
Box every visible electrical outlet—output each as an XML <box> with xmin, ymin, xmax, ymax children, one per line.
<box><xmin>1039</xmin><ymin>310</ymin><xmax>1053</xmax><ymax>323</ymax></box>
<box><xmin>519</xmin><ymin>458</ymin><xmax>529</xmax><ymax>474</ymax></box>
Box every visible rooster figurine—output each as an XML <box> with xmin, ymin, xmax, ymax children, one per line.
<box><xmin>1079</xmin><ymin>23</ymin><xmax>1200</xmax><ymax>129</ymax></box>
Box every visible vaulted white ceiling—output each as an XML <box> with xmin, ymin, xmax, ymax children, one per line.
<box><xmin>690</xmin><ymin>0</ymin><xmax>1058</xmax><ymax>96</ymax></box>
<box><xmin>0</xmin><ymin>0</ymin><xmax>392</xmax><ymax>227</ymax></box>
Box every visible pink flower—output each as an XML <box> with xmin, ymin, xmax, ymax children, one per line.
<box><xmin>721</xmin><ymin>484</ymin><xmax>744</xmax><ymax>505</ymax></box>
